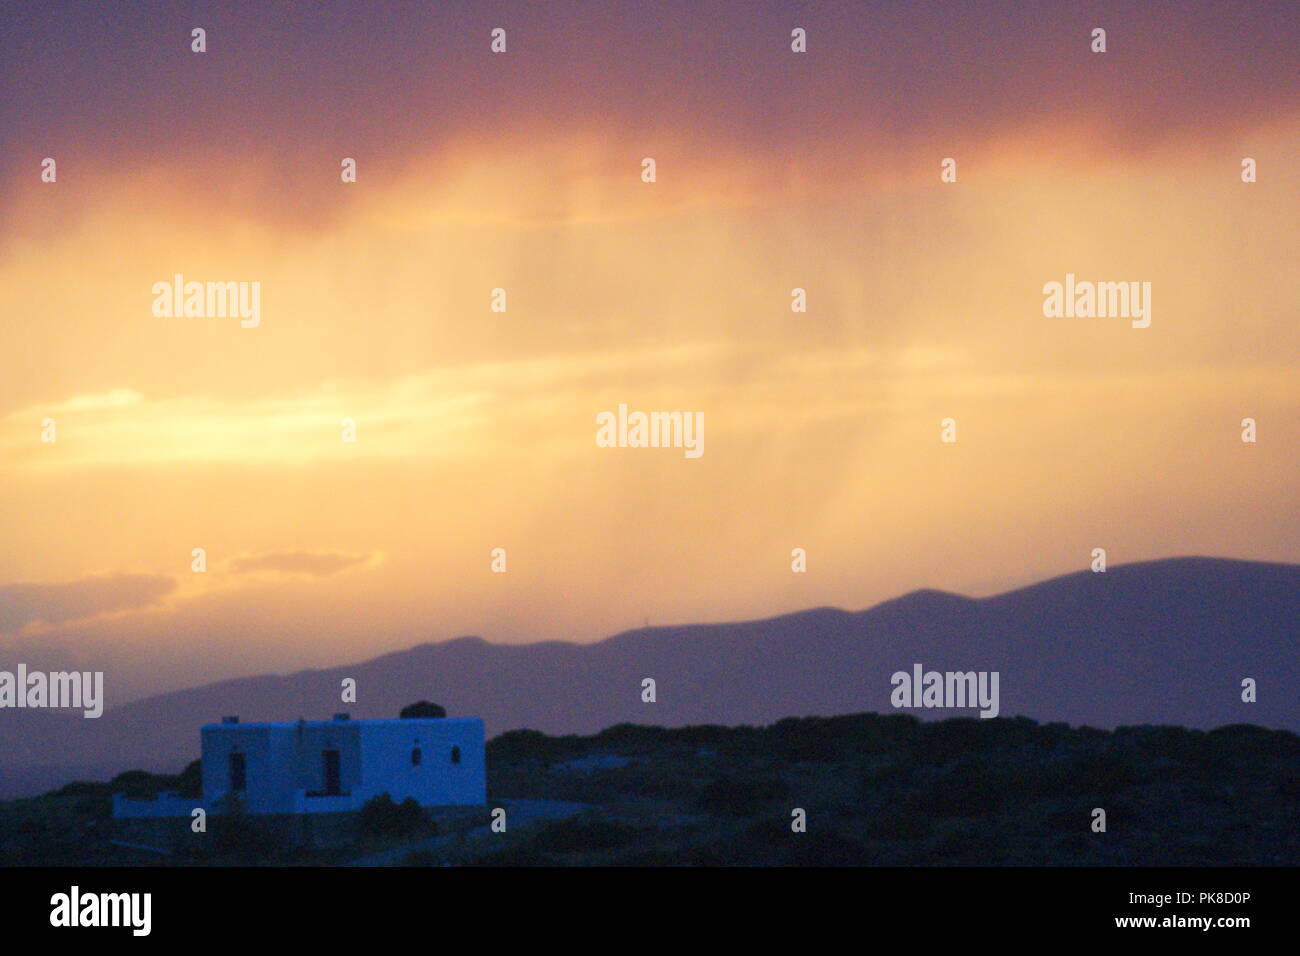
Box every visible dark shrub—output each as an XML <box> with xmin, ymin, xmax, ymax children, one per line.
<box><xmin>867</xmin><ymin>796</ymin><xmax>934</xmax><ymax>840</ymax></box>
<box><xmin>1206</xmin><ymin>724</ymin><xmax>1300</xmax><ymax>759</ymax></box>
<box><xmin>614</xmin><ymin>771</ymin><xmax>681</xmax><ymax>798</ymax></box>
<box><xmin>472</xmin><ymin>843</ymin><xmax>550</xmax><ymax>866</ymax></box>
<box><xmin>1065</xmin><ymin>749</ymin><xmax>1145</xmax><ymax>793</ymax></box>
<box><xmin>695</xmin><ymin>775</ymin><xmax>788</xmax><ymax>816</ymax></box>
<box><xmin>211</xmin><ymin>808</ymin><xmax>276</xmax><ymax>855</ymax></box>
<box><xmin>74</xmin><ymin>796</ymin><xmax>111</xmax><ymax>820</ymax></box>
<box><xmin>610</xmin><ymin>849</ymin><xmax>681</xmax><ymax>866</ymax></box>
<box><xmin>912</xmin><ymin>761</ymin><xmax>1006</xmax><ymax>817</ymax></box>
<box><xmin>767</xmin><ymin>717</ymin><xmax>848</xmax><ymax>762</ymax></box>
<box><xmin>857</xmin><ymin>756</ymin><xmax>919</xmax><ymax>796</ymax></box>
<box><xmin>787</xmin><ymin>830</ymin><xmax>875</xmax><ymax>866</ymax></box>
<box><xmin>48</xmin><ymin>780</ymin><xmax>110</xmax><ymax>798</ymax></box>
<box><xmin>174</xmin><ymin>759</ymin><xmax>202</xmax><ymax>798</ymax></box>
<box><xmin>528</xmin><ymin>818</ymin><xmax>640</xmax><ymax>853</ymax></box>
<box><xmin>360</xmin><ymin>793</ymin><xmax>425</xmax><ymax>836</ymax></box>
<box><xmin>109</xmin><ymin>770</ymin><xmax>163</xmax><ymax>799</ymax></box>
<box><xmin>487</xmin><ymin>728</ymin><xmax>586</xmax><ymax>762</ymax></box>
<box><xmin>916</xmin><ymin>718</ymin><xmax>996</xmax><ymax>764</ymax></box>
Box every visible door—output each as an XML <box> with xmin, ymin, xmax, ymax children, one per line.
<box><xmin>322</xmin><ymin>749</ymin><xmax>341</xmax><ymax>795</ymax></box>
<box><xmin>228</xmin><ymin>752</ymin><xmax>246</xmax><ymax>792</ymax></box>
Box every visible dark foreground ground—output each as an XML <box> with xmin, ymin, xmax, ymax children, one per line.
<box><xmin>2</xmin><ymin>714</ymin><xmax>1296</xmax><ymax>866</ymax></box>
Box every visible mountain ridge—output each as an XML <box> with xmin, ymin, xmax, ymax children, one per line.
<box><xmin>0</xmin><ymin>556</ymin><xmax>1295</xmax><ymax>797</ymax></box>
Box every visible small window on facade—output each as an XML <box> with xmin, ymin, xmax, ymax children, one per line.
<box><xmin>411</xmin><ymin>747</ymin><xmax>422</xmax><ymax>766</ymax></box>
<box><xmin>228</xmin><ymin>751</ymin><xmax>246</xmax><ymax>792</ymax></box>
<box><xmin>451</xmin><ymin>745</ymin><xmax>461</xmax><ymax>765</ymax></box>
<box><xmin>322</xmin><ymin>748</ymin><xmax>341</xmax><ymax>796</ymax></box>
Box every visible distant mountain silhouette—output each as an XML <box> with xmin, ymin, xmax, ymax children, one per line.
<box><xmin>2</xmin><ymin>557</ymin><xmax>1295</xmax><ymax>797</ymax></box>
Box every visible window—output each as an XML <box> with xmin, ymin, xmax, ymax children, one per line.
<box><xmin>451</xmin><ymin>745</ymin><xmax>461</xmax><ymax>765</ymax></box>
<box><xmin>228</xmin><ymin>752</ymin><xmax>246</xmax><ymax>792</ymax></box>
<box><xmin>322</xmin><ymin>749</ymin><xmax>341</xmax><ymax>796</ymax></box>
<box><xmin>411</xmin><ymin>747</ymin><xmax>422</xmax><ymax>766</ymax></box>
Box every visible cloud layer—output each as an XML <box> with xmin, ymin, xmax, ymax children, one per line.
<box><xmin>0</xmin><ymin>1</ymin><xmax>1295</xmax><ymax>702</ymax></box>
<box><xmin>0</xmin><ymin>574</ymin><xmax>176</xmax><ymax>632</ymax></box>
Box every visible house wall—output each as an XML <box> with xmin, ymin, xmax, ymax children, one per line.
<box><xmin>200</xmin><ymin>725</ymin><xmax>297</xmax><ymax>813</ymax></box>
<box><xmin>289</xmin><ymin>722</ymin><xmax>362</xmax><ymax>796</ymax></box>
<box><xmin>197</xmin><ymin>717</ymin><xmax>485</xmax><ymax>813</ymax></box>
<box><xmin>357</xmin><ymin>718</ymin><xmax>486</xmax><ymax>806</ymax></box>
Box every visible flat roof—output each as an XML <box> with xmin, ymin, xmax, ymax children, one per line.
<box><xmin>201</xmin><ymin>717</ymin><xmax>483</xmax><ymax>731</ymax></box>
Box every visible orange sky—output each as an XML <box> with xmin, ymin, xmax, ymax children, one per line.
<box><xmin>1</xmin><ymin>1</ymin><xmax>1296</xmax><ymax>700</ymax></box>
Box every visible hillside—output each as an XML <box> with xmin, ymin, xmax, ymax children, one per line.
<box><xmin>2</xmin><ymin>557</ymin><xmax>1296</xmax><ymax>797</ymax></box>
<box><xmin>2</xmin><ymin>713</ymin><xmax>1297</xmax><ymax>866</ymax></box>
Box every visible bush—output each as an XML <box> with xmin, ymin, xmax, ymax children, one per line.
<box><xmin>174</xmin><ymin>760</ymin><xmax>202</xmax><ymax>798</ymax></box>
<box><xmin>48</xmin><ymin>780</ymin><xmax>110</xmax><ymax>798</ymax></box>
<box><xmin>109</xmin><ymin>770</ymin><xmax>163</xmax><ymax>799</ymax></box>
<box><xmin>360</xmin><ymin>793</ymin><xmax>425</xmax><ymax>837</ymax></box>
<box><xmin>1064</xmin><ymin>749</ymin><xmax>1146</xmax><ymax>793</ymax></box>
<box><xmin>786</xmin><ymin>831</ymin><xmax>875</xmax><ymax>866</ymax></box>
<box><xmin>471</xmin><ymin>843</ymin><xmax>550</xmax><ymax>866</ymax></box>
<box><xmin>210</xmin><ymin>808</ymin><xmax>276</xmax><ymax>855</ymax></box>
<box><xmin>912</xmin><ymin>761</ymin><xmax>1007</xmax><ymax>817</ymax></box>
<box><xmin>527</xmin><ymin>818</ymin><xmax>640</xmax><ymax>853</ymax></box>
<box><xmin>868</xmin><ymin>797</ymin><xmax>934</xmax><ymax>840</ymax></box>
<box><xmin>695</xmin><ymin>775</ymin><xmax>788</xmax><ymax>816</ymax></box>
<box><xmin>487</xmin><ymin>728</ymin><xmax>566</xmax><ymax>761</ymax></box>
<box><xmin>915</xmin><ymin>718</ymin><xmax>997</xmax><ymax>764</ymax></box>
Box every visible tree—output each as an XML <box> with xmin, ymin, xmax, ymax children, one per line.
<box><xmin>400</xmin><ymin>701</ymin><xmax>446</xmax><ymax>719</ymax></box>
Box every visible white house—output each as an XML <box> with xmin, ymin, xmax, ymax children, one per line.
<box><xmin>113</xmin><ymin>713</ymin><xmax>486</xmax><ymax>820</ymax></box>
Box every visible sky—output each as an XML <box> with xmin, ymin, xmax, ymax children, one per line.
<box><xmin>0</xmin><ymin>1</ymin><xmax>1297</xmax><ymax>702</ymax></box>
